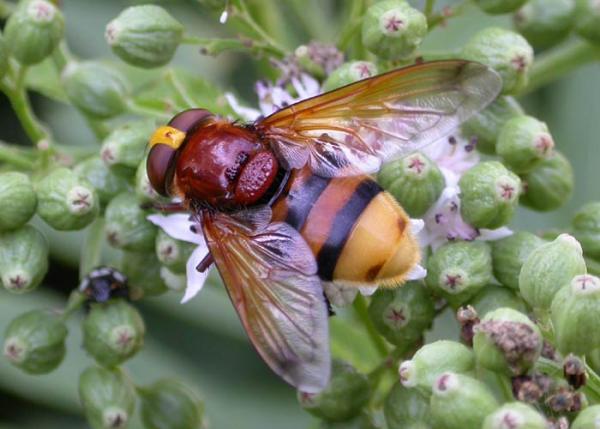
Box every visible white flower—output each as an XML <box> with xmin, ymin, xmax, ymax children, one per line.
<box><xmin>147</xmin><ymin>214</ymin><xmax>211</xmax><ymax>303</ymax></box>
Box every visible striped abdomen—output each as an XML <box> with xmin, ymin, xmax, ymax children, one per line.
<box><xmin>271</xmin><ymin>167</ymin><xmax>420</xmax><ymax>287</ymax></box>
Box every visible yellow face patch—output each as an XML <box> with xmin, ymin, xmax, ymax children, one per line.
<box><xmin>149</xmin><ymin>126</ymin><xmax>186</xmax><ymax>150</ymax></box>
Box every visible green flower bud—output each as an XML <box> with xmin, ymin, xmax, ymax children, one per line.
<box><xmin>318</xmin><ymin>410</ymin><xmax>382</xmax><ymax>429</ymax></box>
<box><xmin>514</xmin><ymin>0</ymin><xmax>576</xmax><ymax>49</ymax></box>
<box><xmin>551</xmin><ymin>274</ymin><xmax>600</xmax><ymax>355</ymax></box>
<box><xmin>79</xmin><ymin>366</ymin><xmax>136</xmax><ymax>429</ymax></box>
<box><xmin>0</xmin><ymin>172</ymin><xmax>37</xmax><ymax>231</ymax></box>
<box><xmin>36</xmin><ymin>167</ymin><xmax>99</xmax><ymax>231</ymax></box>
<box><xmin>73</xmin><ymin>157</ymin><xmax>130</xmax><ymax>207</ymax></box>
<box><xmin>473</xmin><ymin>308</ymin><xmax>542</xmax><ymax>376</ymax></box>
<box><xmin>430</xmin><ymin>372</ymin><xmax>499</xmax><ymax>429</ymax></box>
<box><xmin>574</xmin><ymin>0</ymin><xmax>600</xmax><ymax>45</ymax></box>
<box><xmin>368</xmin><ymin>281</ymin><xmax>435</xmax><ymax>346</ymax></box>
<box><xmin>0</xmin><ymin>225</ymin><xmax>48</xmax><ymax>293</ymax></box>
<box><xmin>4</xmin><ymin>0</ymin><xmax>64</xmax><ymax>65</ymax></box>
<box><xmin>139</xmin><ymin>379</ymin><xmax>204</xmax><ymax>429</ymax></box>
<box><xmin>459</xmin><ymin>161</ymin><xmax>521</xmax><ymax>229</ymax></box>
<box><xmin>469</xmin><ymin>285</ymin><xmax>529</xmax><ymax>316</ymax></box>
<box><xmin>134</xmin><ymin>159</ymin><xmax>163</xmax><ymax>204</ymax></box>
<box><xmin>121</xmin><ymin>250</ymin><xmax>168</xmax><ymax>298</ymax></box>
<box><xmin>156</xmin><ymin>229</ymin><xmax>195</xmax><ymax>274</ymax></box>
<box><xmin>378</xmin><ymin>152</ymin><xmax>445</xmax><ymax>217</ymax></box>
<box><xmin>105</xmin><ymin>192</ymin><xmax>156</xmax><ymax>252</ymax></box>
<box><xmin>462</xmin><ymin>27</ymin><xmax>534</xmax><ymax>95</ymax></box>
<box><xmin>572</xmin><ymin>202</ymin><xmax>600</xmax><ymax>259</ymax></box>
<box><xmin>482</xmin><ymin>402</ymin><xmax>548</xmax><ymax>429</ymax></box>
<box><xmin>461</xmin><ymin>96</ymin><xmax>524</xmax><ymax>155</ymax></box>
<box><xmin>519</xmin><ymin>150</ymin><xmax>574</xmax><ymax>212</ymax></box>
<box><xmin>298</xmin><ymin>359</ymin><xmax>370</xmax><ymax>422</ymax></box>
<box><xmin>519</xmin><ymin>234</ymin><xmax>586</xmax><ymax>310</ymax></box>
<box><xmin>101</xmin><ymin>121</ymin><xmax>154</xmax><ymax>175</ymax></box>
<box><xmin>399</xmin><ymin>340</ymin><xmax>475</xmax><ymax>392</ymax></box>
<box><xmin>83</xmin><ymin>300</ymin><xmax>145</xmax><ymax>368</ymax></box>
<box><xmin>0</xmin><ymin>32</ymin><xmax>9</xmax><ymax>79</ymax></box>
<box><xmin>571</xmin><ymin>404</ymin><xmax>600</xmax><ymax>429</ymax></box>
<box><xmin>3</xmin><ymin>309</ymin><xmax>67</xmax><ymax>374</ymax></box>
<box><xmin>62</xmin><ymin>62</ymin><xmax>129</xmax><ymax>120</ymax></box>
<box><xmin>474</xmin><ymin>0</ymin><xmax>527</xmax><ymax>14</ymax></box>
<box><xmin>106</xmin><ymin>5</ymin><xmax>184</xmax><ymax>68</ymax></box>
<box><xmin>322</xmin><ymin>61</ymin><xmax>378</xmax><ymax>92</ymax></box>
<box><xmin>426</xmin><ymin>241</ymin><xmax>493</xmax><ymax>308</ymax></box>
<box><xmin>384</xmin><ymin>382</ymin><xmax>431</xmax><ymax>429</ymax></box>
<box><xmin>491</xmin><ymin>231</ymin><xmax>546</xmax><ymax>290</ymax></box>
<box><xmin>497</xmin><ymin>116</ymin><xmax>555</xmax><ymax>174</ymax></box>
<box><xmin>361</xmin><ymin>0</ymin><xmax>427</xmax><ymax>60</ymax></box>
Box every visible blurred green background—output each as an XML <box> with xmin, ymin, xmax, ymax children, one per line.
<box><xmin>0</xmin><ymin>0</ymin><xmax>598</xmax><ymax>428</ymax></box>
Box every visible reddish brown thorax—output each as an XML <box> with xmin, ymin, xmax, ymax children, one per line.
<box><xmin>174</xmin><ymin>118</ymin><xmax>280</xmax><ymax>208</ymax></box>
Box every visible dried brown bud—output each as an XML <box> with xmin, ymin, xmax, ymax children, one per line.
<box><xmin>546</xmin><ymin>387</ymin><xmax>585</xmax><ymax>413</ymax></box>
<box><xmin>457</xmin><ymin>305</ymin><xmax>479</xmax><ymax>346</ymax></box>
<box><xmin>563</xmin><ymin>354</ymin><xmax>587</xmax><ymax>390</ymax></box>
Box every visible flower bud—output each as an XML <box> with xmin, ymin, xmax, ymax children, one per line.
<box><xmin>106</xmin><ymin>5</ymin><xmax>184</xmax><ymax>68</ymax></box>
<box><xmin>474</xmin><ymin>0</ymin><xmax>527</xmax><ymax>14</ymax></box>
<box><xmin>62</xmin><ymin>62</ymin><xmax>128</xmax><ymax>120</ymax></box>
<box><xmin>426</xmin><ymin>241</ymin><xmax>493</xmax><ymax>308</ymax></box>
<box><xmin>121</xmin><ymin>250</ymin><xmax>168</xmax><ymax>298</ymax></box>
<box><xmin>134</xmin><ymin>159</ymin><xmax>163</xmax><ymax>205</ymax></box>
<box><xmin>139</xmin><ymin>379</ymin><xmax>204</xmax><ymax>429</ymax></box>
<box><xmin>461</xmin><ymin>96</ymin><xmax>524</xmax><ymax>155</ymax></box>
<box><xmin>3</xmin><ymin>309</ymin><xmax>67</xmax><ymax>374</ymax></box>
<box><xmin>572</xmin><ymin>201</ymin><xmax>600</xmax><ymax>259</ymax></box>
<box><xmin>399</xmin><ymin>340</ymin><xmax>475</xmax><ymax>391</ymax></box>
<box><xmin>473</xmin><ymin>308</ymin><xmax>542</xmax><ymax>376</ymax></box>
<box><xmin>378</xmin><ymin>152</ymin><xmax>445</xmax><ymax>217</ymax></box>
<box><xmin>513</xmin><ymin>0</ymin><xmax>576</xmax><ymax>49</ymax></box>
<box><xmin>74</xmin><ymin>157</ymin><xmax>129</xmax><ymax>207</ymax></box>
<box><xmin>459</xmin><ymin>161</ymin><xmax>521</xmax><ymax>229</ymax></box>
<box><xmin>462</xmin><ymin>27</ymin><xmax>534</xmax><ymax>95</ymax></box>
<box><xmin>105</xmin><ymin>192</ymin><xmax>157</xmax><ymax>252</ymax></box>
<box><xmin>482</xmin><ymin>402</ymin><xmax>548</xmax><ymax>429</ymax></box>
<box><xmin>361</xmin><ymin>0</ymin><xmax>427</xmax><ymax>60</ymax></box>
<box><xmin>297</xmin><ymin>359</ymin><xmax>370</xmax><ymax>422</ymax></box>
<box><xmin>384</xmin><ymin>382</ymin><xmax>431</xmax><ymax>429</ymax></box>
<box><xmin>574</xmin><ymin>0</ymin><xmax>600</xmax><ymax>45</ymax></box>
<box><xmin>519</xmin><ymin>150</ymin><xmax>574</xmax><ymax>212</ymax></box>
<box><xmin>497</xmin><ymin>116</ymin><xmax>555</xmax><ymax>174</ymax></box>
<box><xmin>519</xmin><ymin>234</ymin><xmax>586</xmax><ymax>310</ymax></box>
<box><xmin>491</xmin><ymin>231</ymin><xmax>546</xmax><ymax>290</ymax></box>
<box><xmin>101</xmin><ymin>121</ymin><xmax>154</xmax><ymax>175</ymax></box>
<box><xmin>4</xmin><ymin>0</ymin><xmax>64</xmax><ymax>65</ymax></box>
<box><xmin>0</xmin><ymin>225</ymin><xmax>48</xmax><ymax>293</ymax></box>
<box><xmin>83</xmin><ymin>299</ymin><xmax>145</xmax><ymax>368</ymax></box>
<box><xmin>36</xmin><ymin>167</ymin><xmax>99</xmax><ymax>230</ymax></box>
<box><xmin>571</xmin><ymin>404</ymin><xmax>600</xmax><ymax>429</ymax></box>
<box><xmin>0</xmin><ymin>172</ymin><xmax>37</xmax><ymax>231</ymax></box>
<box><xmin>430</xmin><ymin>372</ymin><xmax>499</xmax><ymax>429</ymax></box>
<box><xmin>79</xmin><ymin>366</ymin><xmax>136</xmax><ymax>429</ymax></box>
<box><xmin>318</xmin><ymin>410</ymin><xmax>381</xmax><ymax>429</ymax></box>
<box><xmin>469</xmin><ymin>285</ymin><xmax>528</xmax><ymax>317</ymax></box>
<box><xmin>368</xmin><ymin>281</ymin><xmax>435</xmax><ymax>346</ymax></box>
<box><xmin>551</xmin><ymin>274</ymin><xmax>600</xmax><ymax>355</ymax></box>
<box><xmin>322</xmin><ymin>61</ymin><xmax>378</xmax><ymax>92</ymax></box>
<box><xmin>155</xmin><ymin>229</ymin><xmax>195</xmax><ymax>274</ymax></box>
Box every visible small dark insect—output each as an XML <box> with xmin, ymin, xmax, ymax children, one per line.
<box><xmin>79</xmin><ymin>266</ymin><xmax>129</xmax><ymax>303</ymax></box>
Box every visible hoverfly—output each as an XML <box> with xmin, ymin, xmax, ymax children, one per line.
<box><xmin>146</xmin><ymin>60</ymin><xmax>501</xmax><ymax>392</ymax></box>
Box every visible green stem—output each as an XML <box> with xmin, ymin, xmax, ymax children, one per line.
<box><xmin>535</xmin><ymin>357</ymin><xmax>600</xmax><ymax>403</ymax></box>
<box><xmin>353</xmin><ymin>294</ymin><xmax>390</xmax><ymax>358</ymax></box>
<box><xmin>126</xmin><ymin>100</ymin><xmax>172</xmax><ymax>121</ymax></box>
<box><xmin>525</xmin><ymin>39</ymin><xmax>600</xmax><ymax>94</ymax></box>
<box><xmin>60</xmin><ymin>290</ymin><xmax>87</xmax><ymax>321</ymax></box>
<box><xmin>495</xmin><ymin>373</ymin><xmax>514</xmax><ymax>402</ymax></box>
<box><xmin>230</xmin><ymin>0</ymin><xmax>287</xmax><ymax>58</ymax></box>
<box><xmin>166</xmin><ymin>69</ymin><xmax>197</xmax><ymax>109</ymax></box>
<box><xmin>0</xmin><ymin>142</ymin><xmax>35</xmax><ymax>169</ymax></box>
<box><xmin>427</xmin><ymin>0</ymin><xmax>469</xmax><ymax>30</ymax></box>
<box><xmin>183</xmin><ymin>35</ymin><xmax>283</xmax><ymax>58</ymax></box>
<box><xmin>79</xmin><ymin>217</ymin><xmax>106</xmax><ymax>281</ymax></box>
<box><xmin>337</xmin><ymin>0</ymin><xmax>366</xmax><ymax>51</ymax></box>
<box><xmin>424</xmin><ymin>0</ymin><xmax>436</xmax><ymax>18</ymax></box>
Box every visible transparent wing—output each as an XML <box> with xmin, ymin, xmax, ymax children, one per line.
<box><xmin>258</xmin><ymin>60</ymin><xmax>502</xmax><ymax>176</ymax></box>
<box><xmin>201</xmin><ymin>208</ymin><xmax>330</xmax><ymax>392</ymax></box>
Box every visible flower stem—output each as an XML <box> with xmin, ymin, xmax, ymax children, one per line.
<box><xmin>337</xmin><ymin>0</ymin><xmax>366</xmax><ymax>52</ymax></box>
<box><xmin>524</xmin><ymin>39</ymin><xmax>600</xmax><ymax>94</ymax></box>
<box><xmin>424</xmin><ymin>0</ymin><xmax>437</xmax><ymax>18</ymax></box>
<box><xmin>60</xmin><ymin>290</ymin><xmax>87</xmax><ymax>321</ymax></box>
<box><xmin>126</xmin><ymin>99</ymin><xmax>172</xmax><ymax>121</ymax></box>
<box><xmin>79</xmin><ymin>217</ymin><xmax>106</xmax><ymax>281</ymax></box>
<box><xmin>230</xmin><ymin>0</ymin><xmax>287</xmax><ymax>58</ymax></box>
<box><xmin>0</xmin><ymin>141</ymin><xmax>35</xmax><ymax>169</ymax></box>
<box><xmin>353</xmin><ymin>294</ymin><xmax>390</xmax><ymax>358</ymax></box>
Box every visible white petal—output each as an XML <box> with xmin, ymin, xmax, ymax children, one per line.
<box><xmin>224</xmin><ymin>93</ymin><xmax>261</xmax><ymax>121</ymax></box>
<box><xmin>147</xmin><ymin>214</ymin><xmax>204</xmax><ymax>245</ymax></box>
<box><xmin>406</xmin><ymin>264</ymin><xmax>427</xmax><ymax>280</ymax></box>
<box><xmin>182</xmin><ymin>245</ymin><xmax>211</xmax><ymax>303</ymax></box>
<box><xmin>219</xmin><ymin>9</ymin><xmax>228</xmax><ymax>23</ymax></box>
<box><xmin>291</xmin><ymin>74</ymin><xmax>321</xmax><ymax>100</ymax></box>
<box><xmin>478</xmin><ymin>227</ymin><xmax>513</xmax><ymax>242</ymax></box>
<box><xmin>410</xmin><ymin>219</ymin><xmax>425</xmax><ymax>235</ymax></box>
<box><xmin>322</xmin><ymin>281</ymin><xmax>357</xmax><ymax>307</ymax></box>
<box><xmin>359</xmin><ymin>285</ymin><xmax>378</xmax><ymax>296</ymax></box>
